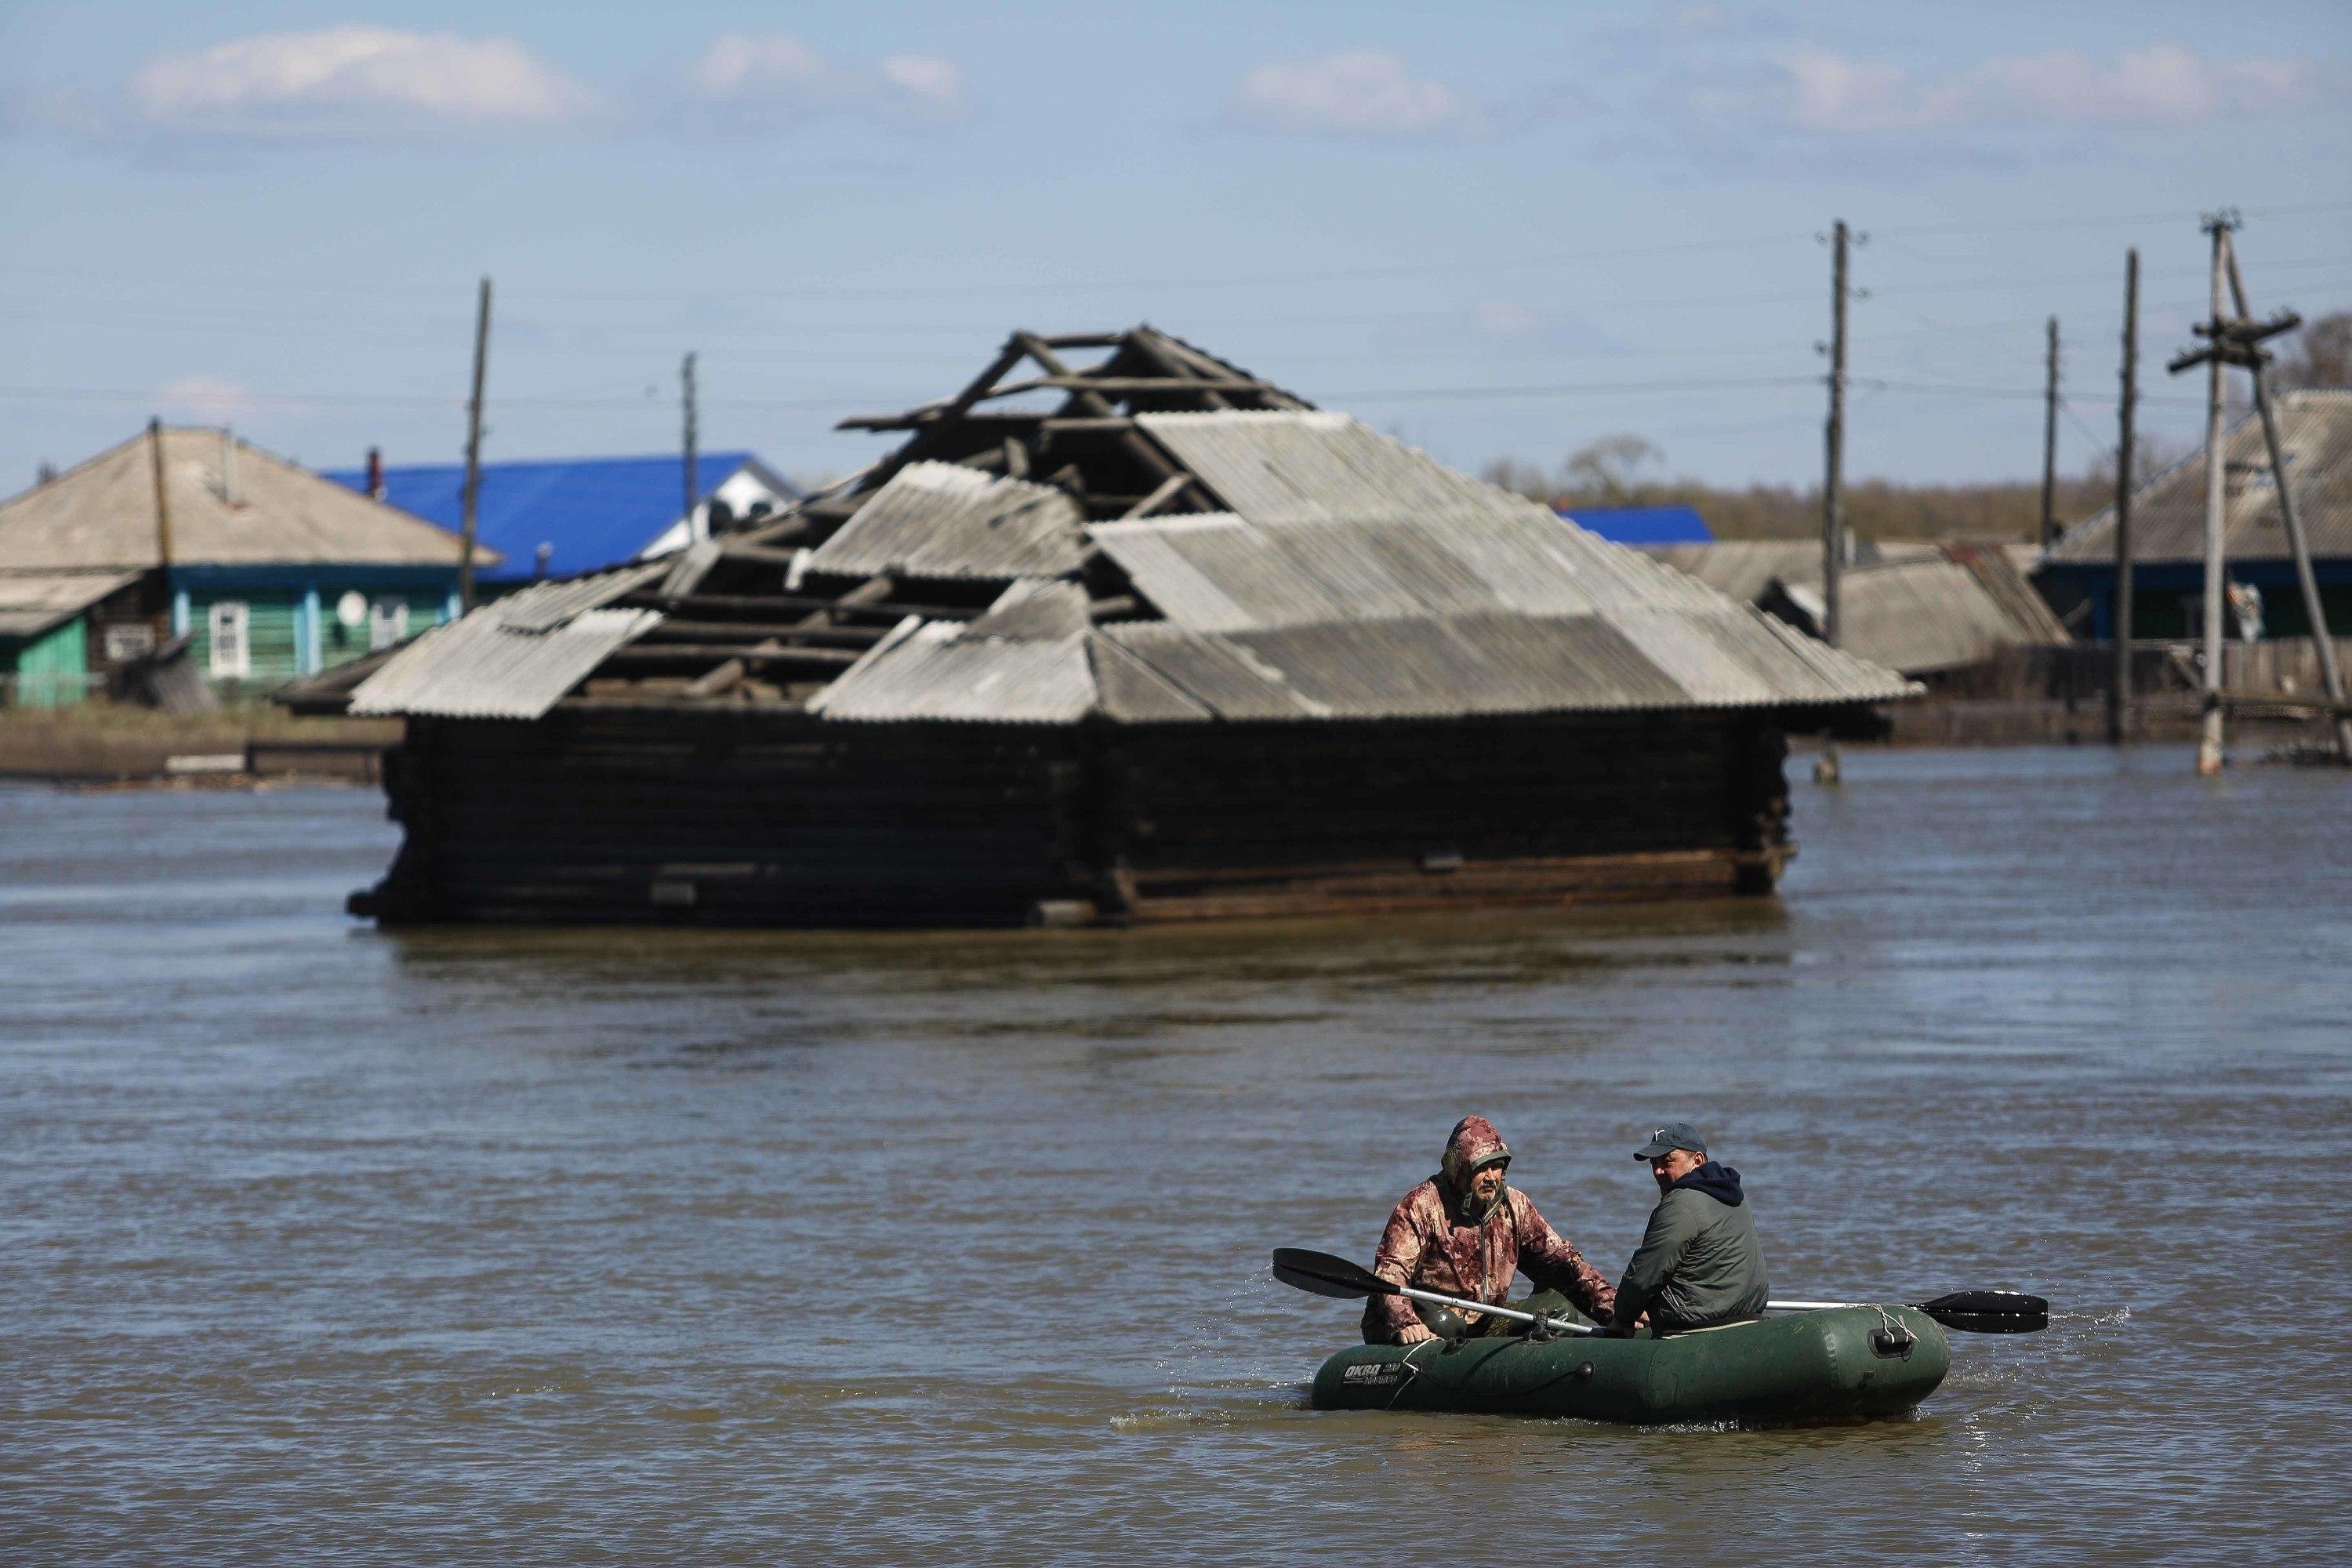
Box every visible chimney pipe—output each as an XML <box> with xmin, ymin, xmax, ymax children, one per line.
<box><xmin>366</xmin><ymin>445</ymin><xmax>385</xmax><ymax>500</ymax></box>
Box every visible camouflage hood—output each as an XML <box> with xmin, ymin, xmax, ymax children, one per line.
<box><xmin>1437</xmin><ymin>1115</ymin><xmax>1512</xmax><ymax>1225</ymax></box>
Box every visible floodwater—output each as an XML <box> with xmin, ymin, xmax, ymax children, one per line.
<box><xmin>3</xmin><ymin>746</ymin><xmax>2347</xmax><ymax>1565</ymax></box>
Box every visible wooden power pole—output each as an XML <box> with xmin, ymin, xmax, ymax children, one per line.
<box><xmin>1815</xmin><ymin>219</ymin><xmax>1851</xmax><ymax>786</ymax></box>
<box><xmin>2221</xmin><ymin>232</ymin><xmax>2352</xmax><ymax>764</ymax></box>
<box><xmin>2038</xmin><ymin>317</ymin><xmax>2060</xmax><ymax>549</ymax></box>
<box><xmin>681</xmin><ymin>351</ymin><xmax>699</xmax><ymax>540</ymax></box>
<box><xmin>459</xmin><ymin>276</ymin><xmax>492</xmax><ymax>615</ymax></box>
<box><xmin>1823</xmin><ymin>220</ymin><xmax>1849</xmax><ymax>650</ymax></box>
<box><xmin>147</xmin><ymin>416</ymin><xmax>175</xmax><ymax>575</ymax></box>
<box><xmin>2192</xmin><ymin>216</ymin><xmax>2232</xmax><ymax>776</ymax></box>
<box><xmin>2107</xmin><ymin>249</ymin><xmax>2138</xmax><ymax>746</ymax></box>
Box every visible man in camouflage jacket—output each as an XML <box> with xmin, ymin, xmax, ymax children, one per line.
<box><xmin>1363</xmin><ymin>1115</ymin><xmax>1617</xmax><ymax>1344</ymax></box>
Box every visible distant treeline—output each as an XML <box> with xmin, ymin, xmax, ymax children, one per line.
<box><xmin>1481</xmin><ymin>441</ymin><xmax>2141</xmax><ymax>544</ymax></box>
<box><xmin>1501</xmin><ymin>473</ymin><xmax>2117</xmax><ymax>543</ymax></box>
<box><xmin>1483</xmin><ymin>310</ymin><xmax>2350</xmax><ymax>545</ymax></box>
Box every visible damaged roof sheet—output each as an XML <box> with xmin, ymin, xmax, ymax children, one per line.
<box><xmin>348</xmin><ymin>572</ymin><xmax>662</xmax><ymax>719</ymax></box>
<box><xmin>802</xmin><ymin>461</ymin><xmax>1086</xmax><ymax>582</ymax></box>
<box><xmin>808</xmin><ymin>618</ymin><xmax>1096</xmax><ymax>724</ymax></box>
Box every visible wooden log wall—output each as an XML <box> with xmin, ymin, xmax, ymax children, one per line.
<box><xmin>358</xmin><ymin>709</ymin><xmax>1793</xmax><ymax>927</ymax></box>
<box><xmin>1091</xmin><ymin>714</ymin><xmax>1790</xmax><ymax>920</ymax></box>
<box><xmin>361</xmin><ymin>710</ymin><xmax>1089</xmax><ymax>926</ymax></box>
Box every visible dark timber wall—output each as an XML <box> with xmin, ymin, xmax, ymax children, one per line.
<box><xmin>358</xmin><ymin>708</ymin><xmax>1791</xmax><ymax>927</ymax></box>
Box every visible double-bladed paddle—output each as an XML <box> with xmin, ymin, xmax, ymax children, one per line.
<box><xmin>1272</xmin><ymin>1247</ymin><xmax>1595</xmax><ymax>1337</ymax></box>
<box><xmin>1769</xmin><ymin>1293</ymin><xmax>2049</xmax><ymax>1334</ymax></box>
<box><xmin>1275</xmin><ymin>1247</ymin><xmax>2049</xmax><ymax>1336</ymax></box>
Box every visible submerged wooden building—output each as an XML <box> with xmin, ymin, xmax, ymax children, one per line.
<box><xmin>334</xmin><ymin>329</ymin><xmax>1914</xmax><ymax>927</ymax></box>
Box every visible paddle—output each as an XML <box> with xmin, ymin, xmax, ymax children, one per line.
<box><xmin>1271</xmin><ymin>1247</ymin><xmax>1595</xmax><ymax>1338</ymax></box>
<box><xmin>1769</xmin><ymin>1291</ymin><xmax>2049</xmax><ymax>1334</ymax></box>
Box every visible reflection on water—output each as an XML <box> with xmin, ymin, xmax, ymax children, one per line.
<box><xmin>2</xmin><ymin>746</ymin><xmax>2348</xmax><ymax>1563</ymax></box>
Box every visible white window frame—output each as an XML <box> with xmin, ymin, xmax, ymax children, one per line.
<box><xmin>368</xmin><ymin>597</ymin><xmax>410</xmax><ymax>652</ymax></box>
<box><xmin>207</xmin><ymin>601</ymin><xmax>251</xmax><ymax>677</ymax></box>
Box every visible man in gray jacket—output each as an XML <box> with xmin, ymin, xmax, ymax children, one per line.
<box><xmin>1610</xmin><ymin>1123</ymin><xmax>1769</xmax><ymax>1336</ymax></box>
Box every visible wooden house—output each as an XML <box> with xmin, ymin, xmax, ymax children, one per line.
<box><xmin>0</xmin><ymin>426</ymin><xmax>495</xmax><ymax>704</ymax></box>
<box><xmin>330</xmin><ymin>328</ymin><xmax>1913</xmax><ymax>927</ymax></box>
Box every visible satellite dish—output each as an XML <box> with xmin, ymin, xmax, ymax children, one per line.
<box><xmin>336</xmin><ymin>591</ymin><xmax>368</xmax><ymax>627</ymax></box>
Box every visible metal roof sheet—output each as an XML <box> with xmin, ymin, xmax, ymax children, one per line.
<box><xmin>803</xmin><ymin>461</ymin><xmax>1085</xmax><ymax>582</ymax></box>
<box><xmin>808</xmin><ymin>619</ymin><xmax>1095</xmax><ymax>723</ymax></box>
<box><xmin>1563</xmin><ymin>505</ymin><xmax>1714</xmax><ymax>546</ymax></box>
<box><xmin>2045</xmin><ymin>390</ymin><xmax>2352</xmax><ymax>567</ymax></box>
<box><xmin>348</xmin><ymin>575</ymin><xmax>662</xmax><ymax>718</ymax></box>
<box><xmin>325</xmin><ymin>452</ymin><xmax>793</xmax><ymax>582</ymax></box>
<box><xmin>0</xmin><ymin>569</ymin><xmax>141</xmax><ymax>638</ymax></box>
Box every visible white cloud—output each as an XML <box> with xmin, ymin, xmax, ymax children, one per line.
<box><xmin>688</xmin><ymin>33</ymin><xmax>968</xmax><ymax>125</ymax></box>
<box><xmin>157</xmin><ymin>376</ymin><xmax>256</xmax><ymax>423</ymax></box>
<box><xmin>127</xmin><ymin>25</ymin><xmax>597</xmax><ymax>139</ymax></box>
<box><xmin>1229</xmin><ymin>51</ymin><xmax>1492</xmax><ymax>139</ymax></box>
<box><xmin>1759</xmin><ymin>44</ymin><xmax>2330</xmax><ymax>134</ymax></box>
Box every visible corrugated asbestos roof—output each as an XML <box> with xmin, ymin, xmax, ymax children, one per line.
<box><xmin>802</xmin><ymin>461</ymin><xmax>1086</xmax><ymax>581</ymax></box>
<box><xmin>348</xmin><ymin>572</ymin><xmax>661</xmax><ymax>718</ymax></box>
<box><xmin>2046</xmin><ymin>390</ymin><xmax>2352</xmax><ymax>567</ymax></box>
<box><xmin>1098</xmin><ymin>606</ymin><xmax>1907</xmax><ymax>722</ymax></box>
<box><xmin>0</xmin><ymin>428</ymin><xmax>495</xmax><ymax>572</ymax></box>
<box><xmin>1650</xmin><ymin>539</ymin><xmax>1941</xmax><ymax>603</ymax></box>
<box><xmin>1763</xmin><ymin>550</ymin><xmax>2070</xmax><ymax>676</ymax></box>
<box><xmin>0</xmin><ymin>569</ymin><xmax>140</xmax><ymax>637</ymax></box>
<box><xmin>809</xmin><ymin>618</ymin><xmax>1096</xmax><ymax>724</ymax></box>
<box><xmin>964</xmin><ymin>578</ymin><xmax>1091</xmax><ymax>640</ymax></box>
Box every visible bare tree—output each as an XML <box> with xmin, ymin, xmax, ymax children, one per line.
<box><xmin>1561</xmin><ymin>434</ymin><xmax>1665</xmax><ymax>501</ymax></box>
<box><xmin>2274</xmin><ymin>310</ymin><xmax>2352</xmax><ymax>390</ymax></box>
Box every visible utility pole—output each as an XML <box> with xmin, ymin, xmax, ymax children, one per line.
<box><xmin>2220</xmin><ymin>231</ymin><xmax>2352</xmax><ymax>764</ymax></box>
<box><xmin>2192</xmin><ymin>216</ymin><xmax>2231</xmax><ymax>775</ymax></box>
<box><xmin>2107</xmin><ymin>250</ymin><xmax>2138</xmax><ymax>746</ymax></box>
<box><xmin>1816</xmin><ymin>219</ymin><xmax>1850</xmax><ymax>786</ymax></box>
<box><xmin>147</xmin><ymin>416</ymin><xmax>175</xmax><ymax>575</ymax></box>
<box><xmin>681</xmin><ymin>351</ymin><xmax>700</xmax><ymax>542</ymax></box>
<box><xmin>459</xmin><ymin>276</ymin><xmax>492</xmax><ymax>616</ymax></box>
<box><xmin>2038</xmin><ymin>317</ymin><xmax>2060</xmax><ymax>550</ymax></box>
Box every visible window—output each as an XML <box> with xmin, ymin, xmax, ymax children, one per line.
<box><xmin>207</xmin><ymin>601</ymin><xmax>250</xmax><ymax>677</ymax></box>
<box><xmin>368</xmin><ymin>597</ymin><xmax>410</xmax><ymax>652</ymax></box>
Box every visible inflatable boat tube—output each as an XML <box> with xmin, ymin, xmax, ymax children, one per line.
<box><xmin>1310</xmin><ymin>1305</ymin><xmax>1949</xmax><ymax>1425</ymax></box>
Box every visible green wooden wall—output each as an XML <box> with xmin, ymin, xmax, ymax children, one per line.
<box><xmin>2</xmin><ymin>617</ymin><xmax>91</xmax><ymax>707</ymax></box>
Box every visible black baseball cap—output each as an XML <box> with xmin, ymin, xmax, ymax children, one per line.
<box><xmin>1633</xmin><ymin>1122</ymin><xmax>1708</xmax><ymax>1160</ymax></box>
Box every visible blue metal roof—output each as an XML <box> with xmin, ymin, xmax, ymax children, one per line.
<box><xmin>1558</xmin><ymin>505</ymin><xmax>1714</xmax><ymax>546</ymax></box>
<box><xmin>322</xmin><ymin>452</ymin><xmax>789</xmax><ymax>581</ymax></box>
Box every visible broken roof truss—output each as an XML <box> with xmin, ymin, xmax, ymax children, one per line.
<box><xmin>347</xmin><ymin>325</ymin><xmax>1915</xmax><ymax>723</ymax></box>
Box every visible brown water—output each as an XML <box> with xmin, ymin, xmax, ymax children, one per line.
<box><xmin>3</xmin><ymin>747</ymin><xmax>2347</xmax><ymax>1565</ymax></box>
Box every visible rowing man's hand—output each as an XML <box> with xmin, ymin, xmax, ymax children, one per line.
<box><xmin>1396</xmin><ymin>1323</ymin><xmax>1438</xmax><ymax>1345</ymax></box>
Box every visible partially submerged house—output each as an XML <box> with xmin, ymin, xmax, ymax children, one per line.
<box><xmin>333</xmin><ymin>328</ymin><xmax>1912</xmax><ymax>927</ymax></box>
<box><xmin>1760</xmin><ymin>546</ymin><xmax>2068</xmax><ymax>684</ymax></box>
<box><xmin>2039</xmin><ymin>389</ymin><xmax>2352</xmax><ymax>641</ymax></box>
<box><xmin>1654</xmin><ymin>540</ymin><xmax>2066</xmax><ymax>684</ymax></box>
<box><xmin>0</xmin><ymin>427</ymin><xmax>492</xmax><ymax>705</ymax></box>
<box><xmin>326</xmin><ymin>451</ymin><xmax>800</xmax><ymax>584</ymax></box>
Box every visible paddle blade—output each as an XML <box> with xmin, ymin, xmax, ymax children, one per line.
<box><xmin>1272</xmin><ymin>1248</ymin><xmax>1393</xmax><ymax>1301</ymax></box>
<box><xmin>1917</xmin><ymin>1290</ymin><xmax>2049</xmax><ymax>1334</ymax></box>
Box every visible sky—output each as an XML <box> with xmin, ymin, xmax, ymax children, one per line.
<box><xmin>3</xmin><ymin>1</ymin><xmax>2349</xmax><ymax>501</ymax></box>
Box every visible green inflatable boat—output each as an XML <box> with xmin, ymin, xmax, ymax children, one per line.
<box><xmin>1310</xmin><ymin>1306</ymin><xmax>1951</xmax><ymax>1425</ymax></box>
